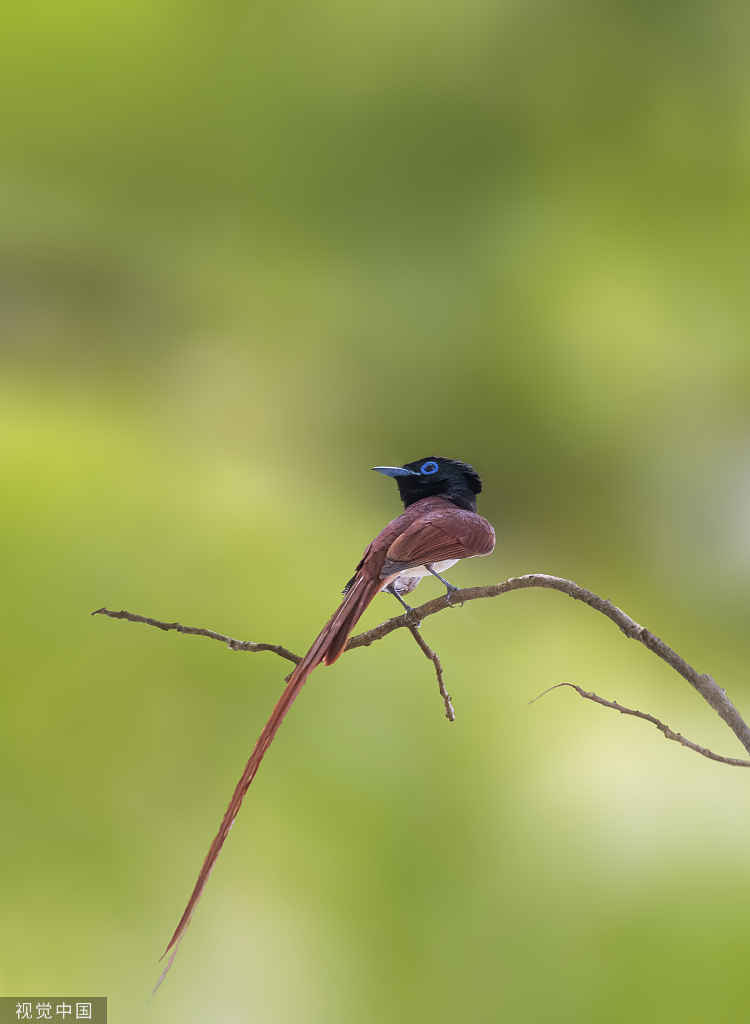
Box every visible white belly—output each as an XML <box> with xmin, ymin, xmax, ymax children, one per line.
<box><xmin>395</xmin><ymin>559</ymin><xmax>458</xmax><ymax>580</ymax></box>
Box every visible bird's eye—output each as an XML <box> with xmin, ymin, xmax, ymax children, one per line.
<box><xmin>420</xmin><ymin>461</ymin><xmax>439</xmax><ymax>475</ymax></box>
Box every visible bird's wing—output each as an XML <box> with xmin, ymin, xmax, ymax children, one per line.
<box><xmin>381</xmin><ymin>511</ymin><xmax>495</xmax><ymax>577</ymax></box>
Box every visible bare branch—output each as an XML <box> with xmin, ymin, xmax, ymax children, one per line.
<box><xmin>530</xmin><ymin>683</ymin><xmax>750</xmax><ymax>768</ymax></box>
<box><xmin>93</xmin><ymin>572</ymin><xmax>750</xmax><ymax>760</ymax></box>
<box><xmin>346</xmin><ymin>574</ymin><xmax>750</xmax><ymax>758</ymax></box>
<box><xmin>91</xmin><ymin>607</ymin><xmax>301</xmax><ymax>665</ymax></box>
<box><xmin>405</xmin><ymin>623</ymin><xmax>455</xmax><ymax>721</ymax></box>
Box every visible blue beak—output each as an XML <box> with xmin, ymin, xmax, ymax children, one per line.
<box><xmin>372</xmin><ymin>465</ymin><xmax>418</xmax><ymax>478</ymax></box>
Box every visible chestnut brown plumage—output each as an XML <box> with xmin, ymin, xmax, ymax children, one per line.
<box><xmin>157</xmin><ymin>457</ymin><xmax>494</xmax><ymax>985</ymax></box>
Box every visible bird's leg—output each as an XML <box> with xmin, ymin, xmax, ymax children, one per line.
<box><xmin>385</xmin><ymin>583</ymin><xmax>420</xmax><ymax>625</ymax></box>
<box><xmin>426</xmin><ymin>565</ymin><xmax>460</xmax><ymax>606</ymax></box>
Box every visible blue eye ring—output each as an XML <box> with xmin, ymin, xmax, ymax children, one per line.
<box><xmin>420</xmin><ymin>461</ymin><xmax>439</xmax><ymax>475</ymax></box>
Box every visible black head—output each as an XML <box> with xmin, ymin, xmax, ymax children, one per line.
<box><xmin>372</xmin><ymin>456</ymin><xmax>483</xmax><ymax>512</ymax></box>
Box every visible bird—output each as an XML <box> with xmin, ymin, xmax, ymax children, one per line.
<box><xmin>157</xmin><ymin>456</ymin><xmax>495</xmax><ymax>984</ymax></box>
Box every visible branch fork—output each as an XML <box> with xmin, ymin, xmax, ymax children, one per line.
<box><xmin>92</xmin><ymin>573</ymin><xmax>750</xmax><ymax>766</ymax></box>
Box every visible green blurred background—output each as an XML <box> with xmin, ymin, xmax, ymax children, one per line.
<box><xmin>3</xmin><ymin>0</ymin><xmax>750</xmax><ymax>1020</ymax></box>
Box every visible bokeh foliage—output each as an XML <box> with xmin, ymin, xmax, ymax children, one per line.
<box><xmin>2</xmin><ymin>0</ymin><xmax>750</xmax><ymax>1020</ymax></box>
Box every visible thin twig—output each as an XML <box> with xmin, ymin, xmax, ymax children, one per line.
<box><xmin>91</xmin><ymin>607</ymin><xmax>301</xmax><ymax>665</ymax></box>
<box><xmin>344</xmin><ymin>574</ymin><xmax>750</xmax><ymax>759</ymax></box>
<box><xmin>530</xmin><ymin>682</ymin><xmax>750</xmax><ymax>767</ymax></box>
<box><xmin>405</xmin><ymin>623</ymin><xmax>455</xmax><ymax>721</ymax></box>
<box><xmin>93</xmin><ymin>572</ymin><xmax>750</xmax><ymax>760</ymax></box>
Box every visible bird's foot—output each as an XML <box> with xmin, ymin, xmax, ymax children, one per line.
<box><xmin>426</xmin><ymin>565</ymin><xmax>460</xmax><ymax>607</ymax></box>
<box><xmin>386</xmin><ymin>583</ymin><xmax>421</xmax><ymax>625</ymax></box>
<box><xmin>405</xmin><ymin>607</ymin><xmax>422</xmax><ymax>627</ymax></box>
